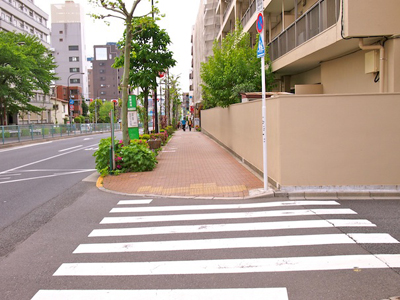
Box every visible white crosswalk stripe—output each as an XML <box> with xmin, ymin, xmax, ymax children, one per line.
<box><xmin>32</xmin><ymin>288</ymin><xmax>289</xmax><ymax>300</ymax></box>
<box><xmin>34</xmin><ymin>199</ymin><xmax>400</xmax><ymax>299</ymax></box>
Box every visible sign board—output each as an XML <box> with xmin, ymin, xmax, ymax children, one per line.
<box><xmin>69</xmin><ymin>99</ymin><xmax>74</xmax><ymax>105</ymax></box>
<box><xmin>256</xmin><ymin>13</ymin><xmax>264</xmax><ymax>33</ymax></box>
<box><xmin>257</xmin><ymin>34</ymin><xmax>265</xmax><ymax>58</ymax></box>
<box><xmin>158</xmin><ymin>72</ymin><xmax>165</xmax><ymax>78</ymax></box>
<box><xmin>69</xmin><ymin>104</ymin><xmax>74</xmax><ymax>111</ymax></box>
<box><xmin>127</xmin><ymin>111</ymin><xmax>138</xmax><ymax>128</ymax></box>
<box><xmin>128</xmin><ymin>95</ymin><xmax>137</xmax><ymax>111</ymax></box>
<box><xmin>256</xmin><ymin>0</ymin><xmax>263</xmax><ymax>12</ymax></box>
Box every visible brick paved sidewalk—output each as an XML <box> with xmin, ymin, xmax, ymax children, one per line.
<box><xmin>102</xmin><ymin>129</ymin><xmax>264</xmax><ymax>198</ymax></box>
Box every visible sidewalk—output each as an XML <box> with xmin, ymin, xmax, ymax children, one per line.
<box><xmin>101</xmin><ymin>129</ymin><xmax>265</xmax><ymax>198</ymax></box>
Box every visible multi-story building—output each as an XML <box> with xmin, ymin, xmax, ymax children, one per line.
<box><xmin>215</xmin><ymin>0</ymin><xmax>400</xmax><ymax>94</ymax></box>
<box><xmin>191</xmin><ymin>0</ymin><xmax>220</xmax><ymax>106</ymax></box>
<box><xmin>92</xmin><ymin>43</ymin><xmax>123</xmax><ymax>102</ymax></box>
<box><xmin>0</xmin><ymin>0</ymin><xmax>53</xmax><ymax>125</ymax></box>
<box><xmin>51</xmin><ymin>0</ymin><xmax>88</xmax><ymax>121</ymax></box>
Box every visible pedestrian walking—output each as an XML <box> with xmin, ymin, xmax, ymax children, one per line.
<box><xmin>188</xmin><ymin>118</ymin><xmax>192</xmax><ymax>131</ymax></box>
<box><xmin>181</xmin><ymin>119</ymin><xmax>186</xmax><ymax>131</ymax></box>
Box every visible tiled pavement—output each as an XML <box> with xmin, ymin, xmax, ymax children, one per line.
<box><xmin>101</xmin><ymin>129</ymin><xmax>264</xmax><ymax>198</ymax></box>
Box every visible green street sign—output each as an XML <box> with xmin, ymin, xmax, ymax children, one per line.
<box><xmin>128</xmin><ymin>95</ymin><xmax>137</xmax><ymax>111</ymax></box>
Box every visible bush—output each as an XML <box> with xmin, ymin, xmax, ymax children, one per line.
<box><xmin>93</xmin><ymin>138</ymin><xmax>157</xmax><ymax>176</ymax></box>
<box><xmin>139</xmin><ymin>134</ymin><xmax>151</xmax><ymax>141</ymax></box>
<box><xmin>165</xmin><ymin>125</ymin><xmax>174</xmax><ymax>136</ymax></box>
<box><xmin>21</xmin><ymin>129</ymin><xmax>30</xmax><ymax>136</ymax></box>
<box><xmin>3</xmin><ymin>131</ymin><xmax>10</xmax><ymax>138</ymax></box>
<box><xmin>41</xmin><ymin>128</ymin><xmax>49</xmax><ymax>135</ymax></box>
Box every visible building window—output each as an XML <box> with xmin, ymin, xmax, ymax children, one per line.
<box><xmin>59</xmin><ymin>38</ymin><xmax>63</xmax><ymax>42</ymax></box>
<box><xmin>99</xmin><ymin>62</ymin><xmax>105</xmax><ymax>66</ymax></box>
<box><xmin>99</xmin><ymin>69</ymin><xmax>105</xmax><ymax>73</ymax></box>
<box><xmin>69</xmin><ymin>56</ymin><xmax>79</xmax><ymax>62</ymax></box>
<box><xmin>69</xmin><ymin>45</ymin><xmax>79</xmax><ymax>51</ymax></box>
<box><xmin>59</xmin><ymin>30</ymin><xmax>63</xmax><ymax>34</ymax></box>
<box><xmin>100</xmin><ymin>91</ymin><xmax>106</xmax><ymax>95</ymax></box>
<box><xmin>100</xmin><ymin>77</ymin><xmax>106</xmax><ymax>81</ymax></box>
<box><xmin>70</xmin><ymin>78</ymin><xmax>80</xmax><ymax>84</ymax></box>
<box><xmin>70</xmin><ymin>67</ymin><xmax>80</xmax><ymax>72</ymax></box>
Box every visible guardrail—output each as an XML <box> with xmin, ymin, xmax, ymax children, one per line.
<box><xmin>1</xmin><ymin>123</ymin><xmax>121</xmax><ymax>145</ymax></box>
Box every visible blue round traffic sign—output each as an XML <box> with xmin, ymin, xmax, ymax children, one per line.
<box><xmin>257</xmin><ymin>13</ymin><xmax>264</xmax><ymax>33</ymax></box>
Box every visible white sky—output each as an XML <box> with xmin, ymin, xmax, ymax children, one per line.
<box><xmin>36</xmin><ymin>0</ymin><xmax>201</xmax><ymax>92</ymax></box>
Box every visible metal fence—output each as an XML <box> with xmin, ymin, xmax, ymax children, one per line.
<box><xmin>1</xmin><ymin>123</ymin><xmax>121</xmax><ymax>145</ymax></box>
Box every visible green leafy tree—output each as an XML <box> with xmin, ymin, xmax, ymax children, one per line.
<box><xmin>89</xmin><ymin>99</ymin><xmax>103</xmax><ymax>122</ymax></box>
<box><xmin>114</xmin><ymin>17</ymin><xmax>176</xmax><ymax>134</ymax></box>
<box><xmin>88</xmin><ymin>0</ymin><xmax>155</xmax><ymax>146</ymax></box>
<box><xmin>200</xmin><ymin>23</ymin><xmax>274</xmax><ymax>108</ymax></box>
<box><xmin>167</xmin><ymin>74</ymin><xmax>182</xmax><ymax>127</ymax></box>
<box><xmin>99</xmin><ymin>101</ymin><xmax>116</xmax><ymax>123</ymax></box>
<box><xmin>82</xmin><ymin>100</ymin><xmax>89</xmax><ymax>116</ymax></box>
<box><xmin>0</xmin><ymin>31</ymin><xmax>58</xmax><ymax>125</ymax></box>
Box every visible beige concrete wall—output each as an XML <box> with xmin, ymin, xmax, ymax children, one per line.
<box><xmin>201</xmin><ymin>93</ymin><xmax>400</xmax><ymax>189</ymax></box>
<box><xmin>321</xmin><ymin>50</ymin><xmax>379</xmax><ymax>94</ymax></box>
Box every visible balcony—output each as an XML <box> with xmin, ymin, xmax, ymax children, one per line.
<box><xmin>269</xmin><ymin>0</ymin><xmax>340</xmax><ymax>61</ymax></box>
<box><xmin>241</xmin><ymin>0</ymin><xmax>256</xmax><ymax>28</ymax></box>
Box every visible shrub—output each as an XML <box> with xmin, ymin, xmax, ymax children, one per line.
<box><xmin>93</xmin><ymin>138</ymin><xmax>157</xmax><ymax>176</ymax></box>
<box><xmin>150</xmin><ymin>133</ymin><xmax>166</xmax><ymax>143</ymax></box>
<box><xmin>139</xmin><ymin>134</ymin><xmax>151</xmax><ymax>141</ymax></box>
<box><xmin>41</xmin><ymin>128</ymin><xmax>49</xmax><ymax>135</ymax></box>
<box><xmin>165</xmin><ymin>126</ymin><xmax>174</xmax><ymax>136</ymax></box>
<box><xmin>4</xmin><ymin>131</ymin><xmax>10</xmax><ymax>138</ymax></box>
<box><xmin>21</xmin><ymin>128</ymin><xmax>30</xmax><ymax>136</ymax></box>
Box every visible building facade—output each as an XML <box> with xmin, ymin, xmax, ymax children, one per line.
<box><xmin>214</xmin><ymin>0</ymin><xmax>400</xmax><ymax>94</ymax></box>
<box><xmin>0</xmin><ymin>0</ymin><xmax>53</xmax><ymax>125</ymax></box>
<box><xmin>92</xmin><ymin>43</ymin><xmax>123</xmax><ymax>102</ymax></box>
<box><xmin>191</xmin><ymin>0</ymin><xmax>220</xmax><ymax>105</ymax></box>
<box><xmin>51</xmin><ymin>0</ymin><xmax>88</xmax><ymax>106</ymax></box>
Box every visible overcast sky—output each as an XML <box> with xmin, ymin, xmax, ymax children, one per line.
<box><xmin>37</xmin><ymin>0</ymin><xmax>201</xmax><ymax>92</ymax></box>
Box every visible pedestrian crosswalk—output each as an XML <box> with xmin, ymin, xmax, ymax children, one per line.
<box><xmin>32</xmin><ymin>198</ymin><xmax>400</xmax><ymax>299</ymax></box>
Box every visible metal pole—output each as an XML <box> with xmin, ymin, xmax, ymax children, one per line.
<box><xmin>261</xmin><ymin>29</ymin><xmax>268</xmax><ymax>191</ymax></box>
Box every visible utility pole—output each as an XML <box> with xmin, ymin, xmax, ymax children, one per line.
<box><xmin>151</xmin><ymin>0</ymin><xmax>159</xmax><ymax>133</ymax></box>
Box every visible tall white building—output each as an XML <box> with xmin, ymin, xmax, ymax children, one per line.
<box><xmin>51</xmin><ymin>0</ymin><xmax>88</xmax><ymax>98</ymax></box>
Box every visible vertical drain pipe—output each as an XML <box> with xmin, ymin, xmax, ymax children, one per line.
<box><xmin>359</xmin><ymin>38</ymin><xmax>385</xmax><ymax>93</ymax></box>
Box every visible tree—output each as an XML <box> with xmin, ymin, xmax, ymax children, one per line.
<box><xmin>0</xmin><ymin>31</ymin><xmax>58</xmax><ymax>125</ymax></box>
<box><xmin>200</xmin><ymin>23</ymin><xmax>274</xmax><ymax>108</ymax></box>
<box><xmin>89</xmin><ymin>99</ymin><xmax>103</xmax><ymax>123</ymax></box>
<box><xmin>88</xmin><ymin>0</ymin><xmax>153</xmax><ymax>145</ymax></box>
<box><xmin>114</xmin><ymin>17</ymin><xmax>176</xmax><ymax>134</ymax></box>
<box><xmin>99</xmin><ymin>101</ymin><xmax>115</xmax><ymax>123</ymax></box>
<box><xmin>82</xmin><ymin>100</ymin><xmax>89</xmax><ymax>117</ymax></box>
<box><xmin>167</xmin><ymin>74</ymin><xmax>181</xmax><ymax>127</ymax></box>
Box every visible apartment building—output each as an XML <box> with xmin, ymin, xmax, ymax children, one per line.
<box><xmin>92</xmin><ymin>43</ymin><xmax>123</xmax><ymax>102</ymax></box>
<box><xmin>216</xmin><ymin>0</ymin><xmax>400</xmax><ymax>94</ymax></box>
<box><xmin>191</xmin><ymin>0</ymin><xmax>220</xmax><ymax>105</ymax></box>
<box><xmin>51</xmin><ymin>0</ymin><xmax>88</xmax><ymax>102</ymax></box>
<box><xmin>0</xmin><ymin>0</ymin><xmax>54</xmax><ymax>124</ymax></box>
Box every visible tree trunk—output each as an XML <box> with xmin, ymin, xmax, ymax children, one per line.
<box><xmin>121</xmin><ymin>17</ymin><xmax>133</xmax><ymax>146</ymax></box>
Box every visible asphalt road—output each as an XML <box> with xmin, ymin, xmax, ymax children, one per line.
<box><xmin>0</xmin><ymin>132</ymin><xmax>121</xmax><ymax>257</ymax></box>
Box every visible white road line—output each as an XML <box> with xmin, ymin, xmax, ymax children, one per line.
<box><xmin>117</xmin><ymin>199</ymin><xmax>153</xmax><ymax>205</ymax></box>
<box><xmin>53</xmin><ymin>254</ymin><xmax>400</xmax><ymax>276</ymax></box>
<box><xmin>89</xmin><ymin>219</ymin><xmax>376</xmax><ymax>237</ymax></box>
<box><xmin>32</xmin><ymin>288</ymin><xmax>289</xmax><ymax>300</ymax></box>
<box><xmin>0</xmin><ymin>141</ymin><xmax>52</xmax><ymax>153</ymax></box>
<box><xmin>59</xmin><ymin>145</ymin><xmax>83</xmax><ymax>152</ymax></box>
<box><xmin>0</xmin><ymin>177</ymin><xmax>11</xmax><ymax>180</ymax></box>
<box><xmin>100</xmin><ymin>208</ymin><xmax>357</xmax><ymax>224</ymax></box>
<box><xmin>0</xmin><ymin>143</ymin><xmax>98</xmax><ymax>175</ymax></box>
<box><xmin>74</xmin><ymin>233</ymin><xmax>398</xmax><ymax>254</ymax></box>
<box><xmin>0</xmin><ymin>169</ymin><xmax>96</xmax><ymax>185</ymax></box>
<box><xmin>110</xmin><ymin>200</ymin><xmax>339</xmax><ymax>213</ymax></box>
<box><xmin>83</xmin><ymin>138</ymin><xmax>93</xmax><ymax>141</ymax></box>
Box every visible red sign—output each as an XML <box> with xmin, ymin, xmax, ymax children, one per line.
<box><xmin>158</xmin><ymin>72</ymin><xmax>165</xmax><ymax>78</ymax></box>
<box><xmin>69</xmin><ymin>104</ymin><xmax>74</xmax><ymax>111</ymax></box>
<box><xmin>257</xmin><ymin>13</ymin><xmax>264</xmax><ymax>33</ymax></box>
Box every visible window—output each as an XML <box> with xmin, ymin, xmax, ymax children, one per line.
<box><xmin>99</xmin><ymin>69</ymin><xmax>105</xmax><ymax>73</ymax></box>
<box><xmin>69</xmin><ymin>56</ymin><xmax>79</xmax><ymax>62</ymax></box>
<box><xmin>100</xmin><ymin>77</ymin><xmax>106</xmax><ymax>81</ymax></box>
<box><xmin>70</xmin><ymin>78</ymin><xmax>80</xmax><ymax>84</ymax></box>
<box><xmin>59</xmin><ymin>30</ymin><xmax>63</xmax><ymax>34</ymax></box>
<box><xmin>99</xmin><ymin>62</ymin><xmax>105</xmax><ymax>66</ymax></box>
<box><xmin>69</xmin><ymin>45</ymin><xmax>79</xmax><ymax>51</ymax></box>
<box><xmin>70</xmin><ymin>68</ymin><xmax>80</xmax><ymax>72</ymax></box>
<box><xmin>59</xmin><ymin>38</ymin><xmax>63</xmax><ymax>42</ymax></box>
<box><xmin>100</xmin><ymin>91</ymin><xmax>106</xmax><ymax>95</ymax></box>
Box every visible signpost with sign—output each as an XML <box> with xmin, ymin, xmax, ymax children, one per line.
<box><xmin>127</xmin><ymin>95</ymin><xmax>139</xmax><ymax>140</ymax></box>
<box><xmin>256</xmin><ymin>4</ymin><xmax>269</xmax><ymax>192</ymax></box>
